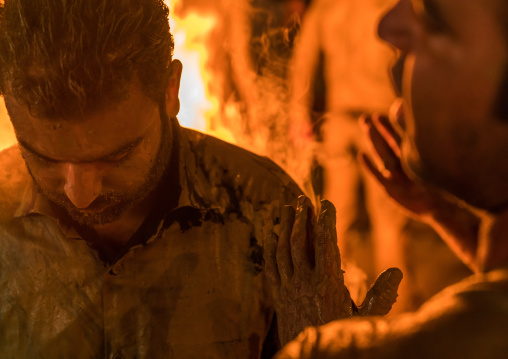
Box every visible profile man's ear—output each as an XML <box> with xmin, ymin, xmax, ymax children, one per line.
<box><xmin>165</xmin><ymin>59</ymin><xmax>183</xmax><ymax>118</ymax></box>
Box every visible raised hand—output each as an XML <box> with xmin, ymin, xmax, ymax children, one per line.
<box><xmin>359</xmin><ymin>110</ymin><xmax>445</xmax><ymax>220</ymax></box>
<box><xmin>264</xmin><ymin>196</ymin><xmax>403</xmax><ymax>345</ymax></box>
<box><xmin>360</xmin><ymin>104</ymin><xmax>480</xmax><ymax>271</ymax></box>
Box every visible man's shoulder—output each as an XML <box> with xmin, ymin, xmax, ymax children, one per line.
<box><xmin>277</xmin><ymin>272</ymin><xmax>508</xmax><ymax>359</ymax></box>
<box><xmin>0</xmin><ymin>145</ymin><xmax>30</xmax><ymax>223</ymax></box>
<box><xmin>181</xmin><ymin>128</ymin><xmax>303</xmax><ymax>207</ymax></box>
<box><xmin>437</xmin><ymin>268</ymin><xmax>508</xmax><ymax>311</ymax></box>
<box><xmin>409</xmin><ymin>269</ymin><xmax>508</xmax><ymax>340</ymax></box>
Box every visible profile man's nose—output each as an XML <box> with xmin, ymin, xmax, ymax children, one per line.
<box><xmin>378</xmin><ymin>0</ymin><xmax>417</xmax><ymax>52</ymax></box>
<box><xmin>63</xmin><ymin>163</ymin><xmax>102</xmax><ymax>209</ymax></box>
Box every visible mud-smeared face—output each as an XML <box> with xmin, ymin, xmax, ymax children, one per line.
<box><xmin>6</xmin><ymin>82</ymin><xmax>172</xmax><ymax>226</ymax></box>
<box><xmin>378</xmin><ymin>0</ymin><xmax>508</xmax><ymax>209</ymax></box>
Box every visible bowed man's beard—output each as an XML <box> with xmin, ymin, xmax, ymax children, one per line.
<box><xmin>29</xmin><ymin>115</ymin><xmax>173</xmax><ymax>227</ymax></box>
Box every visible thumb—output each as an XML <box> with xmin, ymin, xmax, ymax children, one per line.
<box><xmin>357</xmin><ymin>267</ymin><xmax>403</xmax><ymax>316</ymax></box>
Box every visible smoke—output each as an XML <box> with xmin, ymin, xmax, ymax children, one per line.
<box><xmin>180</xmin><ymin>0</ymin><xmax>316</xmax><ymax>194</ymax></box>
<box><xmin>1</xmin><ymin>0</ymin><xmax>317</xmax><ymax>194</ymax></box>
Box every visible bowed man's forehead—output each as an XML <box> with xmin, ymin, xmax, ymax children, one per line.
<box><xmin>0</xmin><ymin>0</ymin><xmax>174</xmax><ymax>120</ymax></box>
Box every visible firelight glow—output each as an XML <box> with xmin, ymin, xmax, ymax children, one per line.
<box><xmin>0</xmin><ymin>1</ymin><xmax>226</xmax><ymax>151</ymax></box>
<box><xmin>165</xmin><ymin>0</ymin><xmax>220</xmax><ymax>133</ymax></box>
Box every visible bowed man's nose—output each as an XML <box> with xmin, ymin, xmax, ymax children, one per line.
<box><xmin>63</xmin><ymin>163</ymin><xmax>103</xmax><ymax>209</ymax></box>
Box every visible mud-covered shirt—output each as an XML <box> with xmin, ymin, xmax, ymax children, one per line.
<box><xmin>0</xmin><ymin>121</ymin><xmax>302</xmax><ymax>359</ymax></box>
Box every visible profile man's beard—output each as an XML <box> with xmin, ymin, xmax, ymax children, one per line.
<box><xmin>29</xmin><ymin>114</ymin><xmax>173</xmax><ymax>227</ymax></box>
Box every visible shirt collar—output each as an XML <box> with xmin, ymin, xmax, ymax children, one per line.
<box><xmin>14</xmin><ymin>182</ymin><xmax>82</xmax><ymax>239</ymax></box>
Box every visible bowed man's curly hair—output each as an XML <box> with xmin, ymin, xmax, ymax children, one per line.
<box><xmin>0</xmin><ymin>0</ymin><xmax>174</xmax><ymax>119</ymax></box>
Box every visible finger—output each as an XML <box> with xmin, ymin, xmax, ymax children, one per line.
<box><xmin>359</xmin><ymin>152</ymin><xmax>390</xmax><ymax>184</ymax></box>
<box><xmin>372</xmin><ymin>114</ymin><xmax>402</xmax><ymax>158</ymax></box>
<box><xmin>277</xmin><ymin>205</ymin><xmax>296</xmax><ymax>283</ymax></box>
<box><xmin>388</xmin><ymin>97</ymin><xmax>406</xmax><ymax>134</ymax></box>
<box><xmin>360</xmin><ymin>152</ymin><xmax>407</xmax><ymax>205</ymax></box>
<box><xmin>361</xmin><ymin>115</ymin><xmax>400</xmax><ymax>170</ymax></box>
<box><xmin>263</xmin><ymin>232</ymin><xmax>281</xmax><ymax>287</ymax></box>
<box><xmin>357</xmin><ymin>267</ymin><xmax>403</xmax><ymax>316</ymax></box>
<box><xmin>291</xmin><ymin>195</ymin><xmax>315</xmax><ymax>274</ymax></box>
<box><xmin>315</xmin><ymin>199</ymin><xmax>341</xmax><ymax>276</ymax></box>
<box><xmin>360</xmin><ymin>115</ymin><xmax>400</xmax><ymax>177</ymax></box>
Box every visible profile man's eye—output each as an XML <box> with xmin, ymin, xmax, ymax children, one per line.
<box><xmin>420</xmin><ymin>12</ymin><xmax>447</xmax><ymax>33</ymax></box>
<box><xmin>413</xmin><ymin>0</ymin><xmax>449</xmax><ymax>34</ymax></box>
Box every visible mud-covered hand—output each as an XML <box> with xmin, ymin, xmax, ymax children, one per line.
<box><xmin>264</xmin><ymin>196</ymin><xmax>403</xmax><ymax>345</ymax></box>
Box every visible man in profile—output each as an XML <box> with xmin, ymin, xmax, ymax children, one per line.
<box><xmin>270</xmin><ymin>0</ymin><xmax>508</xmax><ymax>357</ymax></box>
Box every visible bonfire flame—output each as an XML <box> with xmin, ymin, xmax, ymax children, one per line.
<box><xmin>166</xmin><ymin>0</ymin><xmax>225</xmax><ymax>137</ymax></box>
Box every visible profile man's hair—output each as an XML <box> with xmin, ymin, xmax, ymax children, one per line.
<box><xmin>0</xmin><ymin>0</ymin><xmax>174</xmax><ymax>119</ymax></box>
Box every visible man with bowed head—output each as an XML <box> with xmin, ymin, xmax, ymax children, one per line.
<box><xmin>267</xmin><ymin>0</ymin><xmax>508</xmax><ymax>357</ymax></box>
<box><xmin>0</xmin><ymin>0</ymin><xmax>400</xmax><ymax>357</ymax></box>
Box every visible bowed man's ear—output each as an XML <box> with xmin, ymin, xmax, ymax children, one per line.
<box><xmin>165</xmin><ymin>59</ymin><xmax>183</xmax><ymax>118</ymax></box>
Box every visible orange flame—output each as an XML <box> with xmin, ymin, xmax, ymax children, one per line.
<box><xmin>0</xmin><ymin>2</ymin><xmax>232</xmax><ymax>151</ymax></box>
<box><xmin>165</xmin><ymin>0</ymin><xmax>234</xmax><ymax>142</ymax></box>
<box><xmin>0</xmin><ymin>99</ymin><xmax>15</xmax><ymax>151</ymax></box>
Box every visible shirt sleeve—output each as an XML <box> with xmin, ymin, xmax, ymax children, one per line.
<box><xmin>274</xmin><ymin>281</ymin><xmax>508</xmax><ymax>359</ymax></box>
